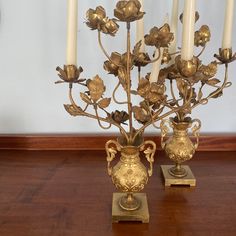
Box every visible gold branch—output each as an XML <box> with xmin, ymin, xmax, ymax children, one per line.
<box><xmin>112</xmin><ymin>81</ymin><xmax>128</xmax><ymax>105</ymax></box>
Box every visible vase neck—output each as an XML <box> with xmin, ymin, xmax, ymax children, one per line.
<box><xmin>120</xmin><ymin>147</ymin><xmax>140</xmax><ymax>163</ymax></box>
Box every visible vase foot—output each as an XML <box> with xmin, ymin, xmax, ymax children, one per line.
<box><xmin>119</xmin><ymin>193</ymin><xmax>141</xmax><ymax>211</ymax></box>
<box><xmin>112</xmin><ymin>193</ymin><xmax>149</xmax><ymax>223</ymax></box>
<box><xmin>169</xmin><ymin>165</ymin><xmax>188</xmax><ymax>178</ymax></box>
<box><xmin>161</xmin><ymin>165</ymin><xmax>196</xmax><ymax>187</ymax></box>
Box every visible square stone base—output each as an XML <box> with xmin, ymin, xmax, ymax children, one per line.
<box><xmin>161</xmin><ymin>165</ymin><xmax>196</xmax><ymax>187</ymax></box>
<box><xmin>112</xmin><ymin>193</ymin><xmax>149</xmax><ymax>223</ymax></box>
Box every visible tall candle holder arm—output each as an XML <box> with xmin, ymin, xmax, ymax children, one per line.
<box><xmin>191</xmin><ymin>62</ymin><xmax>231</xmax><ymax>110</ymax></box>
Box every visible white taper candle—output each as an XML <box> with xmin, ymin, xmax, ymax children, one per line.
<box><xmin>169</xmin><ymin>0</ymin><xmax>179</xmax><ymax>56</ymax></box>
<box><xmin>181</xmin><ymin>0</ymin><xmax>196</xmax><ymax>61</ymax></box>
<box><xmin>149</xmin><ymin>14</ymin><xmax>169</xmax><ymax>83</ymax></box>
<box><xmin>136</xmin><ymin>0</ymin><xmax>145</xmax><ymax>52</ymax></box>
<box><xmin>222</xmin><ymin>0</ymin><xmax>235</xmax><ymax>49</ymax></box>
<box><xmin>66</xmin><ymin>0</ymin><xmax>78</xmax><ymax>65</ymax></box>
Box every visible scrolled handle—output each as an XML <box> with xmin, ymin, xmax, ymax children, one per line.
<box><xmin>160</xmin><ymin>119</ymin><xmax>172</xmax><ymax>149</ymax></box>
<box><xmin>140</xmin><ymin>140</ymin><xmax>156</xmax><ymax>177</ymax></box>
<box><xmin>190</xmin><ymin>119</ymin><xmax>201</xmax><ymax>149</ymax></box>
<box><xmin>105</xmin><ymin>140</ymin><xmax>121</xmax><ymax>176</ymax></box>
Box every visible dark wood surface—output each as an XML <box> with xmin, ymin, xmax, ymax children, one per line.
<box><xmin>1</xmin><ymin>134</ymin><xmax>236</xmax><ymax>151</ymax></box>
<box><xmin>0</xmin><ymin>150</ymin><xmax>236</xmax><ymax>236</ymax></box>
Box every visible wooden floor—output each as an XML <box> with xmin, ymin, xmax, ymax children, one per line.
<box><xmin>0</xmin><ymin>150</ymin><xmax>235</xmax><ymax>236</ymax></box>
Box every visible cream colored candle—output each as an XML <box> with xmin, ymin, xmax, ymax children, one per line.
<box><xmin>181</xmin><ymin>0</ymin><xmax>196</xmax><ymax>61</ymax></box>
<box><xmin>136</xmin><ymin>0</ymin><xmax>145</xmax><ymax>52</ymax></box>
<box><xmin>222</xmin><ymin>0</ymin><xmax>235</xmax><ymax>49</ymax></box>
<box><xmin>66</xmin><ymin>0</ymin><xmax>78</xmax><ymax>65</ymax></box>
<box><xmin>169</xmin><ymin>0</ymin><xmax>179</xmax><ymax>55</ymax></box>
<box><xmin>149</xmin><ymin>14</ymin><xmax>169</xmax><ymax>83</ymax></box>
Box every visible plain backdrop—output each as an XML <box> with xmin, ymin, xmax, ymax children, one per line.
<box><xmin>0</xmin><ymin>0</ymin><xmax>235</xmax><ymax>134</ymax></box>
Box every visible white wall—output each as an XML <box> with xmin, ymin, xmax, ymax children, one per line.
<box><xmin>0</xmin><ymin>0</ymin><xmax>235</xmax><ymax>134</ymax></box>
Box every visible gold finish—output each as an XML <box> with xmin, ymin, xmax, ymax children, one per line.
<box><xmin>161</xmin><ymin>165</ymin><xmax>196</xmax><ymax>187</ymax></box>
<box><xmin>105</xmin><ymin>136</ymin><xmax>156</xmax><ymax>212</ymax></box>
<box><xmin>176</xmin><ymin>55</ymin><xmax>200</xmax><ymax>77</ymax></box>
<box><xmin>161</xmin><ymin>117</ymin><xmax>201</xmax><ymax>180</ymax></box>
<box><xmin>180</xmin><ymin>11</ymin><xmax>200</xmax><ymax>24</ymax></box>
<box><xmin>114</xmin><ymin>0</ymin><xmax>145</xmax><ymax>22</ymax></box>
<box><xmin>56</xmin><ymin>65</ymin><xmax>83</xmax><ymax>83</ymax></box>
<box><xmin>56</xmin><ymin>0</ymin><xmax>236</xmax><ymax>220</ymax></box>
<box><xmin>112</xmin><ymin>193</ymin><xmax>149</xmax><ymax>223</ymax></box>
<box><xmin>86</xmin><ymin>6</ymin><xmax>119</xmax><ymax>36</ymax></box>
<box><xmin>215</xmin><ymin>48</ymin><xmax>236</xmax><ymax>64</ymax></box>
<box><xmin>144</xmin><ymin>24</ymin><xmax>174</xmax><ymax>48</ymax></box>
<box><xmin>194</xmin><ymin>25</ymin><xmax>211</xmax><ymax>47</ymax></box>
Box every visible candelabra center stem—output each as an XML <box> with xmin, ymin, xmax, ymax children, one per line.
<box><xmin>126</xmin><ymin>22</ymin><xmax>133</xmax><ymax>143</ymax></box>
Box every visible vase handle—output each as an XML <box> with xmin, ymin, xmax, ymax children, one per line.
<box><xmin>105</xmin><ymin>140</ymin><xmax>121</xmax><ymax>176</ymax></box>
<box><xmin>190</xmin><ymin>119</ymin><xmax>201</xmax><ymax>149</ymax></box>
<box><xmin>160</xmin><ymin>119</ymin><xmax>172</xmax><ymax>149</ymax></box>
<box><xmin>140</xmin><ymin>140</ymin><xmax>156</xmax><ymax>177</ymax></box>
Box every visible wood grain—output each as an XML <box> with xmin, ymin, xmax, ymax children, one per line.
<box><xmin>0</xmin><ymin>134</ymin><xmax>236</xmax><ymax>151</ymax></box>
<box><xmin>0</xmin><ymin>150</ymin><xmax>235</xmax><ymax>236</ymax></box>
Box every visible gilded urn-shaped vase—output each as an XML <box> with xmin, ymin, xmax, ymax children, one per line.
<box><xmin>160</xmin><ymin>117</ymin><xmax>201</xmax><ymax>186</ymax></box>
<box><xmin>105</xmin><ymin>135</ymin><xmax>156</xmax><ymax>222</ymax></box>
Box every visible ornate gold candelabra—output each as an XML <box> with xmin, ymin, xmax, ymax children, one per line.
<box><xmin>56</xmin><ymin>0</ymin><xmax>236</xmax><ymax>222</ymax></box>
<box><xmin>159</xmin><ymin>19</ymin><xmax>235</xmax><ymax>186</ymax></box>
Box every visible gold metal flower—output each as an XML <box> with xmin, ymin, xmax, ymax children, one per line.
<box><xmin>87</xmin><ymin>75</ymin><xmax>106</xmax><ymax>102</ymax></box>
<box><xmin>137</xmin><ymin>78</ymin><xmax>166</xmax><ymax>104</ymax></box>
<box><xmin>101</xmin><ymin>18</ymin><xmax>119</xmax><ymax>36</ymax></box>
<box><xmin>133</xmin><ymin>41</ymin><xmax>150</xmax><ymax>67</ymax></box>
<box><xmin>56</xmin><ymin>65</ymin><xmax>84</xmax><ymax>84</ymax></box>
<box><xmin>134</xmin><ymin>52</ymin><xmax>150</xmax><ymax>67</ymax></box>
<box><xmin>176</xmin><ymin>55</ymin><xmax>200</xmax><ymax>78</ymax></box>
<box><xmin>199</xmin><ymin>61</ymin><xmax>217</xmax><ymax>78</ymax></box>
<box><xmin>162</xmin><ymin>48</ymin><xmax>172</xmax><ymax>64</ymax></box>
<box><xmin>114</xmin><ymin>0</ymin><xmax>145</xmax><ymax>22</ymax></box>
<box><xmin>86</xmin><ymin>6</ymin><xmax>119</xmax><ymax>36</ymax></box>
<box><xmin>86</xmin><ymin>6</ymin><xmax>106</xmax><ymax>29</ymax></box>
<box><xmin>133</xmin><ymin>106</ymin><xmax>151</xmax><ymax>124</ymax></box>
<box><xmin>110</xmin><ymin>110</ymin><xmax>129</xmax><ymax>124</ymax></box>
<box><xmin>214</xmin><ymin>48</ymin><xmax>236</xmax><ymax>64</ymax></box>
<box><xmin>137</xmin><ymin>79</ymin><xmax>150</xmax><ymax>97</ymax></box>
<box><xmin>144</xmin><ymin>24</ymin><xmax>174</xmax><ymax>48</ymax></box>
<box><xmin>104</xmin><ymin>52</ymin><xmax>122</xmax><ymax>76</ymax></box>
<box><xmin>195</xmin><ymin>25</ymin><xmax>211</xmax><ymax>47</ymax></box>
<box><xmin>147</xmin><ymin>83</ymin><xmax>166</xmax><ymax>104</ymax></box>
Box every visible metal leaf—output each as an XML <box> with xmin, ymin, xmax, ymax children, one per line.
<box><xmin>199</xmin><ymin>61</ymin><xmax>218</xmax><ymax>78</ymax></box>
<box><xmin>137</xmin><ymin>79</ymin><xmax>150</xmax><ymax>98</ymax></box>
<box><xmin>64</xmin><ymin>104</ymin><xmax>83</xmax><ymax>116</ymax></box>
<box><xmin>197</xmin><ymin>90</ymin><xmax>203</xmax><ymax>101</ymax></box>
<box><xmin>176</xmin><ymin>78</ymin><xmax>188</xmax><ymax>96</ymax></box>
<box><xmin>133</xmin><ymin>40</ymin><xmax>142</xmax><ymax>56</ymax></box>
<box><xmin>98</xmin><ymin>98</ymin><xmax>111</xmax><ymax>109</ymax></box>
<box><xmin>77</xmin><ymin>78</ymin><xmax>87</xmax><ymax>83</ymax></box>
<box><xmin>133</xmin><ymin>106</ymin><xmax>151</xmax><ymax>124</ymax></box>
<box><xmin>87</xmin><ymin>75</ymin><xmax>106</xmax><ymax>102</ymax></box>
<box><xmin>209</xmin><ymin>89</ymin><xmax>223</xmax><ymax>99</ymax></box>
<box><xmin>131</xmin><ymin>90</ymin><xmax>138</xmax><ymax>95</ymax></box>
<box><xmin>205</xmin><ymin>78</ymin><xmax>221</xmax><ymax>86</ymax></box>
<box><xmin>56</xmin><ymin>67</ymin><xmax>67</xmax><ymax>80</ymax></box>
<box><xmin>80</xmin><ymin>93</ymin><xmax>92</xmax><ymax>104</ymax></box>
<box><xmin>118</xmin><ymin>67</ymin><xmax>128</xmax><ymax>91</ymax></box>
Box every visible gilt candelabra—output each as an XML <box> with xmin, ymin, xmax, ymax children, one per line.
<box><xmin>56</xmin><ymin>0</ymin><xmax>235</xmax><ymax>222</ymax></box>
